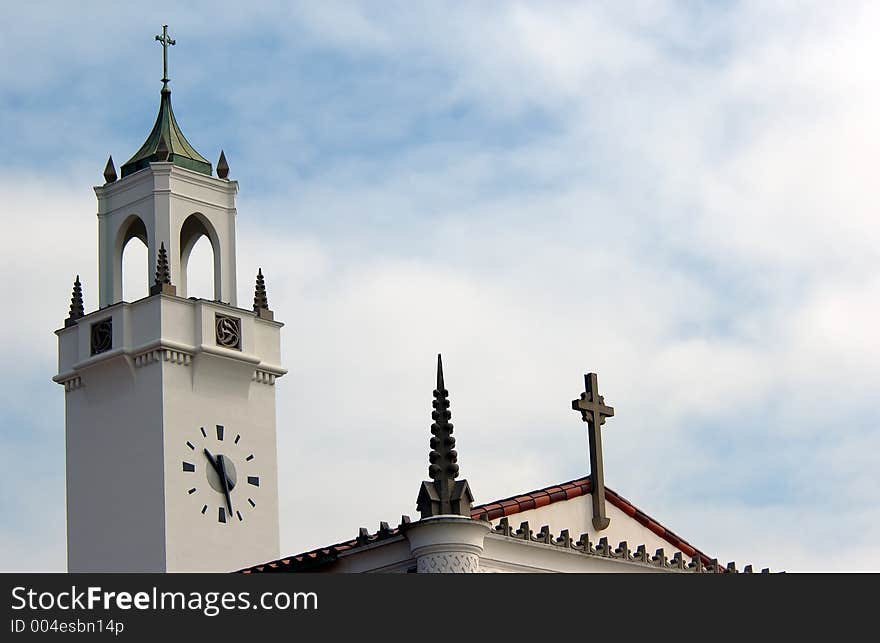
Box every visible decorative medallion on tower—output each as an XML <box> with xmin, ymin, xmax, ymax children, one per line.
<box><xmin>90</xmin><ymin>319</ymin><xmax>112</xmax><ymax>356</ymax></box>
<box><xmin>416</xmin><ymin>354</ymin><xmax>473</xmax><ymax>518</ymax></box>
<box><xmin>215</xmin><ymin>314</ymin><xmax>242</xmax><ymax>350</ymax></box>
<box><xmin>571</xmin><ymin>372</ymin><xmax>616</xmax><ymax>531</ymax></box>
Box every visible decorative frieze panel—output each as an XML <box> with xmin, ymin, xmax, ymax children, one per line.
<box><xmin>485</xmin><ymin>517</ymin><xmax>770</xmax><ymax>573</ymax></box>
<box><xmin>215</xmin><ymin>313</ymin><xmax>241</xmax><ymax>350</ymax></box>
<box><xmin>90</xmin><ymin>319</ymin><xmax>112</xmax><ymax>356</ymax></box>
<box><xmin>252</xmin><ymin>370</ymin><xmax>276</xmax><ymax>385</ymax></box>
<box><xmin>416</xmin><ymin>552</ymin><xmax>480</xmax><ymax>574</ymax></box>
<box><xmin>133</xmin><ymin>349</ymin><xmax>192</xmax><ymax>368</ymax></box>
<box><xmin>62</xmin><ymin>376</ymin><xmax>83</xmax><ymax>393</ymax></box>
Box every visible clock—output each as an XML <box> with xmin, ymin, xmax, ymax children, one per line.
<box><xmin>181</xmin><ymin>424</ymin><xmax>261</xmax><ymax>524</ymax></box>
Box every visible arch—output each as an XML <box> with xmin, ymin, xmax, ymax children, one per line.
<box><xmin>114</xmin><ymin>215</ymin><xmax>149</xmax><ymax>303</ymax></box>
<box><xmin>179</xmin><ymin>212</ymin><xmax>221</xmax><ymax>300</ymax></box>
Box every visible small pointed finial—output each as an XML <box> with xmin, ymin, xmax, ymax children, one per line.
<box><xmin>436</xmin><ymin>353</ymin><xmax>445</xmax><ymax>391</ymax></box>
<box><xmin>253</xmin><ymin>268</ymin><xmax>273</xmax><ymax>320</ymax></box>
<box><xmin>65</xmin><ymin>275</ymin><xmax>84</xmax><ymax>327</ymax></box>
<box><xmin>217</xmin><ymin>150</ymin><xmax>229</xmax><ymax>179</ymax></box>
<box><xmin>150</xmin><ymin>242</ymin><xmax>176</xmax><ymax>296</ymax></box>
<box><xmin>103</xmin><ymin>156</ymin><xmax>117</xmax><ymax>183</ymax></box>
<box><xmin>155</xmin><ymin>134</ymin><xmax>169</xmax><ymax>162</ymax></box>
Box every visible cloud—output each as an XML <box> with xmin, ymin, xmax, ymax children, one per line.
<box><xmin>2</xmin><ymin>1</ymin><xmax>878</xmax><ymax>571</ymax></box>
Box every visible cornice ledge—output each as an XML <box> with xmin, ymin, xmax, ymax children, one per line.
<box><xmin>198</xmin><ymin>343</ymin><xmax>261</xmax><ymax>365</ymax></box>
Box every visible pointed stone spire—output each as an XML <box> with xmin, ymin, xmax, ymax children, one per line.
<box><xmin>155</xmin><ymin>242</ymin><xmax>171</xmax><ymax>284</ymax></box>
<box><xmin>65</xmin><ymin>275</ymin><xmax>84</xmax><ymax>327</ymax></box>
<box><xmin>150</xmin><ymin>242</ymin><xmax>176</xmax><ymax>296</ymax></box>
<box><xmin>253</xmin><ymin>268</ymin><xmax>273</xmax><ymax>320</ymax></box>
<box><xmin>103</xmin><ymin>156</ymin><xmax>117</xmax><ymax>183</ymax></box>
<box><xmin>429</xmin><ymin>354</ymin><xmax>457</xmax><ymax>478</ymax></box>
<box><xmin>416</xmin><ymin>354</ymin><xmax>474</xmax><ymax>519</ymax></box>
<box><xmin>217</xmin><ymin>150</ymin><xmax>229</xmax><ymax>179</ymax></box>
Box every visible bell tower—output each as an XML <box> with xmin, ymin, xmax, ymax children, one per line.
<box><xmin>53</xmin><ymin>26</ymin><xmax>284</xmax><ymax>572</ymax></box>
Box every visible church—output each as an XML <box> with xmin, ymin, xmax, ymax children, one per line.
<box><xmin>53</xmin><ymin>27</ymin><xmax>769</xmax><ymax>575</ymax></box>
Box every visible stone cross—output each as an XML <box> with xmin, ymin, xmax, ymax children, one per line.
<box><xmin>155</xmin><ymin>25</ymin><xmax>176</xmax><ymax>90</ymax></box>
<box><xmin>571</xmin><ymin>372</ymin><xmax>615</xmax><ymax>531</ymax></box>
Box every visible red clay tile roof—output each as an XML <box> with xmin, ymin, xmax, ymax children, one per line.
<box><xmin>239</xmin><ymin>524</ymin><xmax>407</xmax><ymax>573</ymax></box>
<box><xmin>470</xmin><ymin>476</ymin><xmax>715</xmax><ymax>565</ymax></box>
<box><xmin>240</xmin><ymin>477</ymin><xmax>715</xmax><ymax>573</ymax></box>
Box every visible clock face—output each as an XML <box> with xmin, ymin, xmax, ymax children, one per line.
<box><xmin>181</xmin><ymin>424</ymin><xmax>260</xmax><ymax>524</ymax></box>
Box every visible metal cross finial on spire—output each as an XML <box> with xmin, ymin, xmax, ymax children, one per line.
<box><xmin>155</xmin><ymin>25</ymin><xmax>176</xmax><ymax>92</ymax></box>
<box><xmin>571</xmin><ymin>372</ymin><xmax>616</xmax><ymax>531</ymax></box>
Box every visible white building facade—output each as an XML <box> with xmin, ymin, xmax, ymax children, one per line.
<box><xmin>55</xmin><ymin>67</ymin><xmax>285</xmax><ymax>572</ymax></box>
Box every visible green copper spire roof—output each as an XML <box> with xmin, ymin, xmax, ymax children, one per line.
<box><xmin>120</xmin><ymin>26</ymin><xmax>212</xmax><ymax>178</ymax></box>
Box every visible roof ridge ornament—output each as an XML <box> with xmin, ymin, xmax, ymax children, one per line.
<box><xmin>416</xmin><ymin>354</ymin><xmax>474</xmax><ymax>519</ymax></box>
<box><xmin>150</xmin><ymin>242</ymin><xmax>176</xmax><ymax>296</ymax></box>
<box><xmin>571</xmin><ymin>372</ymin><xmax>615</xmax><ymax>531</ymax></box>
<box><xmin>65</xmin><ymin>275</ymin><xmax>84</xmax><ymax>327</ymax></box>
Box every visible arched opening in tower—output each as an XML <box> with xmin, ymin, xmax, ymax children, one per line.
<box><xmin>179</xmin><ymin>212</ymin><xmax>219</xmax><ymax>301</ymax></box>
<box><xmin>120</xmin><ymin>216</ymin><xmax>149</xmax><ymax>302</ymax></box>
<box><xmin>185</xmin><ymin>236</ymin><xmax>214</xmax><ymax>300</ymax></box>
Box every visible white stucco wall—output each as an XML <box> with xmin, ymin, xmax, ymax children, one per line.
<box><xmin>56</xmin><ymin>294</ymin><xmax>284</xmax><ymax>572</ymax></box>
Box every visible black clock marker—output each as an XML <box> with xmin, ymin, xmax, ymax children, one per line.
<box><xmin>187</xmin><ymin>487</ymin><xmax>196</xmax><ymax>495</ymax></box>
<box><xmin>216</xmin><ymin>425</ymin><xmax>224</xmax><ymax>441</ymax></box>
<box><xmin>247</xmin><ymin>476</ymin><xmax>260</xmax><ymax>487</ymax></box>
<box><xmin>201</xmin><ymin>504</ymin><xmax>208</xmax><ymax>514</ymax></box>
<box><xmin>182</xmin><ymin>462</ymin><xmax>195</xmax><ymax>472</ymax></box>
<box><xmin>234</xmin><ymin>434</ymin><xmax>241</xmax><ymax>444</ymax></box>
<box><xmin>236</xmin><ymin>511</ymin><xmax>243</xmax><ymax>521</ymax></box>
<box><xmin>200</xmin><ymin>426</ymin><xmax>207</xmax><ymax>437</ymax></box>
<box><xmin>218</xmin><ymin>507</ymin><xmax>226</xmax><ymax>523</ymax></box>
<box><xmin>217</xmin><ymin>455</ymin><xmax>234</xmax><ymax>516</ymax></box>
<box><xmin>248</xmin><ymin>498</ymin><xmax>256</xmax><ymax>507</ymax></box>
<box><xmin>186</xmin><ymin>441</ymin><xmax>195</xmax><ymax>450</ymax></box>
<box><xmin>246</xmin><ymin>454</ymin><xmax>254</xmax><ymax>461</ymax></box>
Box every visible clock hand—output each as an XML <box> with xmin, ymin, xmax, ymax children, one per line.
<box><xmin>203</xmin><ymin>448</ymin><xmax>235</xmax><ymax>489</ymax></box>
<box><xmin>203</xmin><ymin>447</ymin><xmax>220</xmax><ymax>472</ymax></box>
<box><xmin>217</xmin><ymin>454</ymin><xmax>234</xmax><ymax>516</ymax></box>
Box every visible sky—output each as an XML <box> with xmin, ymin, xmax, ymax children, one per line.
<box><xmin>1</xmin><ymin>1</ymin><xmax>878</xmax><ymax>572</ymax></box>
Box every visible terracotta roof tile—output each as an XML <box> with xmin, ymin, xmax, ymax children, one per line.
<box><xmin>533</xmin><ymin>494</ymin><xmax>552</xmax><ymax>509</ymax></box>
<box><xmin>548</xmin><ymin>489</ymin><xmax>567</xmax><ymax>502</ymax></box>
